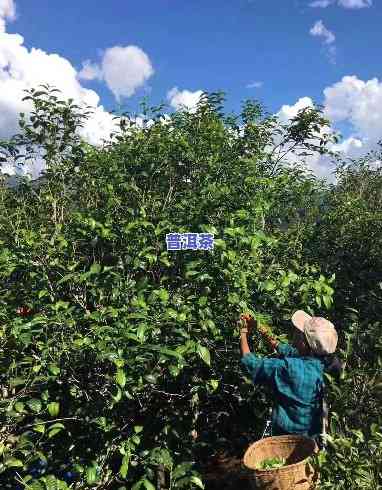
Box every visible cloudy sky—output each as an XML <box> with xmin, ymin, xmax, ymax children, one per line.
<box><xmin>0</xmin><ymin>0</ymin><xmax>381</xmax><ymax>180</ymax></box>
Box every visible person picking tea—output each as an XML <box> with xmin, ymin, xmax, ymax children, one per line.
<box><xmin>239</xmin><ymin>311</ymin><xmax>340</xmax><ymax>439</ymax></box>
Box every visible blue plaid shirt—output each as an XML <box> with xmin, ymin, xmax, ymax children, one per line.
<box><xmin>241</xmin><ymin>343</ymin><xmax>324</xmax><ymax>438</ymax></box>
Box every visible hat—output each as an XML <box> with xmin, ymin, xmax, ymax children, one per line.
<box><xmin>291</xmin><ymin>310</ymin><xmax>338</xmax><ymax>356</ymax></box>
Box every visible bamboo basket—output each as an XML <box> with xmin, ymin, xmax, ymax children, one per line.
<box><xmin>243</xmin><ymin>435</ymin><xmax>319</xmax><ymax>490</ymax></box>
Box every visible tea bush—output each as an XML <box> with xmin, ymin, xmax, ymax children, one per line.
<box><xmin>0</xmin><ymin>86</ymin><xmax>380</xmax><ymax>489</ymax></box>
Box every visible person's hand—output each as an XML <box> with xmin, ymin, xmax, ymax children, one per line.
<box><xmin>257</xmin><ymin>324</ymin><xmax>269</xmax><ymax>336</ymax></box>
<box><xmin>257</xmin><ymin>323</ymin><xmax>279</xmax><ymax>350</ymax></box>
<box><xmin>239</xmin><ymin>313</ymin><xmax>255</xmax><ymax>335</ymax></box>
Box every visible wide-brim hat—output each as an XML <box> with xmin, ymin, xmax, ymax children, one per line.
<box><xmin>291</xmin><ymin>310</ymin><xmax>338</xmax><ymax>356</ymax></box>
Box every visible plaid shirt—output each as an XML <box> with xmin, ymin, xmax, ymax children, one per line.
<box><xmin>241</xmin><ymin>343</ymin><xmax>324</xmax><ymax>438</ymax></box>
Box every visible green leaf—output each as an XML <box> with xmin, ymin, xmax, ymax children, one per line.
<box><xmin>142</xmin><ymin>479</ymin><xmax>156</xmax><ymax>490</ymax></box>
<box><xmin>54</xmin><ymin>300</ymin><xmax>69</xmax><ymax>310</ymax></box>
<box><xmin>323</xmin><ymin>295</ymin><xmax>332</xmax><ymax>309</ymax></box>
<box><xmin>159</xmin><ymin>255</ymin><xmax>171</xmax><ymax>267</ymax></box>
<box><xmin>158</xmin><ymin>288</ymin><xmax>169</xmax><ymax>302</ymax></box>
<box><xmin>5</xmin><ymin>457</ymin><xmax>23</xmax><ymax>468</ymax></box>
<box><xmin>256</xmin><ymin>456</ymin><xmax>286</xmax><ymax>470</ymax></box>
<box><xmin>209</xmin><ymin>379</ymin><xmax>219</xmax><ymax>391</ymax></box>
<box><xmin>115</xmin><ymin>369</ymin><xmax>126</xmax><ymax>388</ymax></box>
<box><xmin>172</xmin><ymin>462</ymin><xmax>193</xmax><ymax>480</ymax></box>
<box><xmin>48</xmin><ymin>422</ymin><xmax>65</xmax><ymax>438</ymax></box>
<box><xmin>9</xmin><ymin>377</ymin><xmax>26</xmax><ymax>387</ymax></box>
<box><xmin>158</xmin><ymin>347</ymin><xmax>182</xmax><ymax>359</ymax></box>
<box><xmin>185</xmin><ymin>270</ymin><xmax>199</xmax><ymax>279</ymax></box>
<box><xmin>213</xmin><ymin>238</ymin><xmax>226</xmax><ymax>249</ymax></box>
<box><xmin>47</xmin><ymin>402</ymin><xmax>60</xmax><ymax>416</ymax></box>
<box><xmin>27</xmin><ymin>399</ymin><xmax>42</xmax><ymax>413</ymax></box>
<box><xmin>48</xmin><ymin>364</ymin><xmax>60</xmax><ymax>375</ymax></box>
<box><xmin>137</xmin><ymin>324</ymin><xmax>147</xmax><ymax>342</ymax></box>
<box><xmin>281</xmin><ymin>277</ymin><xmax>290</xmax><ymax>287</ymax></box>
<box><xmin>134</xmin><ymin>425</ymin><xmax>144</xmax><ymax>433</ymax></box>
<box><xmin>33</xmin><ymin>424</ymin><xmax>46</xmax><ymax>434</ymax></box>
<box><xmin>131</xmin><ymin>435</ymin><xmax>140</xmax><ymax>445</ymax></box>
<box><xmin>196</xmin><ymin>345</ymin><xmax>211</xmax><ymax>366</ymax></box>
<box><xmin>178</xmin><ymin>312</ymin><xmax>187</xmax><ymax>322</ymax></box>
<box><xmin>90</xmin><ymin>263</ymin><xmax>101</xmax><ymax>274</ymax></box>
<box><xmin>197</xmin><ymin>273</ymin><xmax>212</xmax><ymax>282</ymax></box>
<box><xmin>131</xmin><ymin>481</ymin><xmax>142</xmax><ymax>490</ymax></box>
<box><xmin>49</xmin><ymin>422</ymin><xmax>65</xmax><ymax>430</ymax></box>
<box><xmin>43</xmin><ymin>475</ymin><xmax>69</xmax><ymax>490</ymax></box>
<box><xmin>227</xmin><ymin>292</ymin><xmax>240</xmax><ymax>304</ymax></box>
<box><xmin>166</xmin><ymin>308</ymin><xmax>178</xmax><ymax>319</ymax></box>
<box><xmin>263</xmin><ymin>280</ymin><xmax>276</xmax><ymax>291</ymax></box>
<box><xmin>114</xmin><ymin>358</ymin><xmax>125</xmax><ymax>368</ymax></box>
<box><xmin>86</xmin><ymin>465</ymin><xmax>98</xmax><ymax>484</ymax></box>
<box><xmin>198</xmin><ymin>296</ymin><xmax>208</xmax><ymax>307</ymax></box>
<box><xmin>120</xmin><ymin>454</ymin><xmax>130</xmax><ymax>478</ymax></box>
<box><xmin>28</xmin><ymin>482</ymin><xmax>44</xmax><ymax>490</ymax></box>
<box><xmin>112</xmin><ymin>386</ymin><xmax>122</xmax><ymax>403</ymax></box>
<box><xmin>14</xmin><ymin>401</ymin><xmax>25</xmax><ymax>413</ymax></box>
<box><xmin>190</xmin><ymin>476</ymin><xmax>205</xmax><ymax>488</ymax></box>
<box><xmin>169</xmin><ymin>365</ymin><xmax>180</xmax><ymax>377</ymax></box>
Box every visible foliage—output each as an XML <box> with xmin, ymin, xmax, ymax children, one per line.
<box><xmin>255</xmin><ymin>456</ymin><xmax>286</xmax><ymax>470</ymax></box>
<box><xmin>0</xmin><ymin>85</ymin><xmax>380</xmax><ymax>489</ymax></box>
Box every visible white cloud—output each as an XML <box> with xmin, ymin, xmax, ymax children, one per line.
<box><xmin>274</xmin><ymin>76</ymin><xmax>382</xmax><ymax>179</ymax></box>
<box><xmin>339</xmin><ymin>0</ymin><xmax>372</xmax><ymax>7</ymax></box>
<box><xmin>78</xmin><ymin>45</ymin><xmax>154</xmax><ymax>101</ymax></box>
<box><xmin>0</xmin><ymin>4</ymin><xmax>157</xmax><ymax>181</ymax></box>
<box><xmin>331</xmin><ymin>136</ymin><xmax>365</xmax><ymax>159</ymax></box>
<box><xmin>1</xmin><ymin>3</ymin><xmax>380</xmax><ymax>186</ymax></box>
<box><xmin>310</xmin><ymin>0</ymin><xmax>372</xmax><ymax>8</ymax></box>
<box><xmin>0</xmin><ymin>30</ymin><xmax>124</xmax><ymax>179</ymax></box>
<box><xmin>323</xmin><ymin>75</ymin><xmax>382</xmax><ymax>147</ymax></box>
<box><xmin>0</xmin><ymin>0</ymin><xmax>16</xmax><ymax>33</ymax></box>
<box><xmin>277</xmin><ymin>96</ymin><xmax>315</xmax><ymax>123</ymax></box>
<box><xmin>338</xmin><ymin>0</ymin><xmax>372</xmax><ymax>7</ymax></box>
<box><xmin>275</xmin><ymin>97</ymin><xmax>338</xmax><ymax>181</ymax></box>
<box><xmin>167</xmin><ymin>87</ymin><xmax>204</xmax><ymax>113</ymax></box>
<box><xmin>246</xmin><ymin>81</ymin><xmax>263</xmax><ymax>89</ymax></box>
<box><xmin>310</xmin><ymin>20</ymin><xmax>335</xmax><ymax>45</ymax></box>
<box><xmin>309</xmin><ymin>20</ymin><xmax>336</xmax><ymax>64</ymax></box>
<box><xmin>78</xmin><ymin>59</ymin><xmax>103</xmax><ymax>81</ymax></box>
<box><xmin>310</xmin><ymin>0</ymin><xmax>333</xmax><ymax>6</ymax></box>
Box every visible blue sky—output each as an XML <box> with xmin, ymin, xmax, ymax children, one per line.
<box><xmin>1</xmin><ymin>0</ymin><xmax>382</xmax><ymax>179</ymax></box>
<box><xmin>10</xmin><ymin>0</ymin><xmax>381</xmax><ymax>116</ymax></box>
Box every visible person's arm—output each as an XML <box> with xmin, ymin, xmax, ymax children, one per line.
<box><xmin>240</xmin><ymin>330</ymin><xmax>251</xmax><ymax>356</ymax></box>
<box><xmin>241</xmin><ymin>347</ymin><xmax>286</xmax><ymax>386</ymax></box>
<box><xmin>238</xmin><ymin>318</ymin><xmax>285</xmax><ymax>386</ymax></box>
<box><xmin>238</xmin><ymin>318</ymin><xmax>279</xmax><ymax>355</ymax></box>
<box><xmin>238</xmin><ymin>319</ymin><xmax>251</xmax><ymax>356</ymax></box>
<box><xmin>257</xmin><ymin>323</ymin><xmax>300</xmax><ymax>357</ymax></box>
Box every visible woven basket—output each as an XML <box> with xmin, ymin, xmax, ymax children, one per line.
<box><xmin>243</xmin><ymin>435</ymin><xmax>319</xmax><ymax>490</ymax></box>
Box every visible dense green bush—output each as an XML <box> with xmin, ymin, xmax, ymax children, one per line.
<box><xmin>0</xmin><ymin>86</ymin><xmax>380</xmax><ymax>489</ymax></box>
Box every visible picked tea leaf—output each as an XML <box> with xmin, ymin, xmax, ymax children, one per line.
<box><xmin>256</xmin><ymin>456</ymin><xmax>286</xmax><ymax>470</ymax></box>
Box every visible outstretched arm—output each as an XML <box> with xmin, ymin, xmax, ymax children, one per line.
<box><xmin>238</xmin><ymin>317</ymin><xmax>287</xmax><ymax>386</ymax></box>
<box><xmin>238</xmin><ymin>319</ymin><xmax>251</xmax><ymax>356</ymax></box>
<box><xmin>238</xmin><ymin>317</ymin><xmax>279</xmax><ymax>355</ymax></box>
<box><xmin>240</xmin><ymin>330</ymin><xmax>251</xmax><ymax>356</ymax></box>
<box><xmin>257</xmin><ymin>323</ymin><xmax>300</xmax><ymax>357</ymax></box>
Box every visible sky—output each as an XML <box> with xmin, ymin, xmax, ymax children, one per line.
<box><xmin>0</xmin><ymin>0</ymin><xmax>382</xmax><ymax>180</ymax></box>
